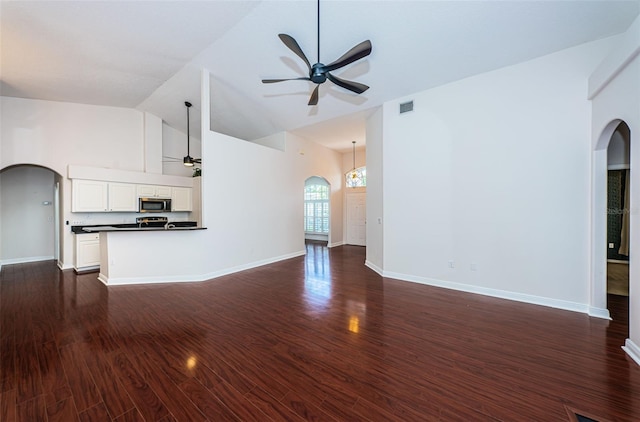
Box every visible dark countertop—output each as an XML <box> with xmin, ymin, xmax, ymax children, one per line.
<box><xmin>71</xmin><ymin>221</ymin><xmax>203</xmax><ymax>234</ymax></box>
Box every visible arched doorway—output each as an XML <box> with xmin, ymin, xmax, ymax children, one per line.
<box><xmin>0</xmin><ymin>164</ymin><xmax>62</xmax><ymax>268</ymax></box>
<box><xmin>592</xmin><ymin>120</ymin><xmax>631</xmax><ymax>327</ymax></box>
<box><xmin>304</xmin><ymin>176</ymin><xmax>331</xmax><ymax>245</ymax></box>
<box><xmin>606</xmin><ymin>123</ymin><xmax>630</xmax><ymax>304</ymax></box>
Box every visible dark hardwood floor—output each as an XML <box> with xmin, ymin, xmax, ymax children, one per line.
<box><xmin>1</xmin><ymin>243</ymin><xmax>639</xmax><ymax>421</ymax></box>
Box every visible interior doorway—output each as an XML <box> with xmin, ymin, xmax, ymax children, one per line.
<box><xmin>304</xmin><ymin>176</ymin><xmax>331</xmax><ymax>245</ymax></box>
<box><xmin>0</xmin><ymin>164</ymin><xmax>60</xmax><ymax>267</ymax></box>
<box><xmin>606</xmin><ymin>122</ymin><xmax>630</xmax><ymax>305</ymax></box>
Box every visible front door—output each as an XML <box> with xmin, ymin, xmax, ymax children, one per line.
<box><xmin>346</xmin><ymin>193</ymin><xmax>366</xmax><ymax>246</ymax></box>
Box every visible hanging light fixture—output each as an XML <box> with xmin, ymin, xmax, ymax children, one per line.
<box><xmin>350</xmin><ymin>141</ymin><xmax>358</xmax><ymax>179</ymax></box>
<box><xmin>183</xmin><ymin>101</ymin><xmax>201</xmax><ymax>167</ymax></box>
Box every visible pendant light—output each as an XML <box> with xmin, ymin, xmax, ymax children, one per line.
<box><xmin>183</xmin><ymin>101</ymin><xmax>201</xmax><ymax>167</ymax></box>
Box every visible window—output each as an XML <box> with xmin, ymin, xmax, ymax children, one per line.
<box><xmin>346</xmin><ymin>166</ymin><xmax>366</xmax><ymax>188</ymax></box>
<box><xmin>304</xmin><ymin>177</ymin><xmax>329</xmax><ymax>234</ymax></box>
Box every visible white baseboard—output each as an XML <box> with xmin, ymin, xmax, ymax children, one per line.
<box><xmin>57</xmin><ymin>261</ymin><xmax>74</xmax><ymax>271</ymax></box>
<box><xmin>588</xmin><ymin>306</ymin><xmax>611</xmax><ymax>320</ymax></box>
<box><xmin>98</xmin><ymin>273</ymin><xmax>108</xmax><ymax>285</ymax></box>
<box><xmin>102</xmin><ymin>250</ymin><xmax>307</xmax><ymax>286</ymax></box>
<box><xmin>1</xmin><ymin>256</ymin><xmax>55</xmax><ymax>273</ymax></box>
<box><xmin>0</xmin><ymin>256</ymin><xmax>54</xmax><ymax>267</ymax></box>
<box><xmin>328</xmin><ymin>240</ymin><xmax>344</xmax><ymax>248</ymax></box>
<box><xmin>382</xmin><ymin>270</ymin><xmax>593</xmax><ymax>316</ymax></box>
<box><xmin>623</xmin><ymin>339</ymin><xmax>640</xmax><ymax>367</ymax></box>
<box><xmin>365</xmin><ymin>260</ymin><xmax>383</xmax><ymax>276</ymax></box>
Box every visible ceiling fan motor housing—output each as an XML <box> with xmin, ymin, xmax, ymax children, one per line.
<box><xmin>310</xmin><ymin>63</ymin><xmax>327</xmax><ymax>84</ymax></box>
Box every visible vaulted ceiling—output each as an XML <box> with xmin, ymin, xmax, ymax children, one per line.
<box><xmin>2</xmin><ymin>1</ymin><xmax>638</xmax><ymax>152</ymax></box>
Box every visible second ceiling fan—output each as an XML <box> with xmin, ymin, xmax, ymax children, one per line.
<box><xmin>262</xmin><ymin>0</ymin><xmax>372</xmax><ymax>106</ymax></box>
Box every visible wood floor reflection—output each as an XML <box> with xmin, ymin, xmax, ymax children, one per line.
<box><xmin>1</xmin><ymin>244</ymin><xmax>638</xmax><ymax>421</ymax></box>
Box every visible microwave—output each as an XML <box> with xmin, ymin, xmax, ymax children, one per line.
<box><xmin>139</xmin><ymin>197</ymin><xmax>172</xmax><ymax>213</ymax></box>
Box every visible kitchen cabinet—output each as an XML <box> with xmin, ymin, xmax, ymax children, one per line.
<box><xmin>72</xmin><ymin>180</ymin><xmax>108</xmax><ymax>212</ymax></box>
<box><xmin>137</xmin><ymin>184</ymin><xmax>172</xmax><ymax>198</ymax></box>
<box><xmin>72</xmin><ymin>180</ymin><xmax>137</xmax><ymax>212</ymax></box>
<box><xmin>75</xmin><ymin>233</ymin><xmax>100</xmax><ymax>271</ymax></box>
<box><xmin>171</xmin><ymin>187</ymin><xmax>192</xmax><ymax>212</ymax></box>
<box><xmin>108</xmin><ymin>183</ymin><xmax>138</xmax><ymax>212</ymax></box>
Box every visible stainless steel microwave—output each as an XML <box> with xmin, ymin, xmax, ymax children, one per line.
<box><xmin>139</xmin><ymin>197</ymin><xmax>172</xmax><ymax>213</ymax></box>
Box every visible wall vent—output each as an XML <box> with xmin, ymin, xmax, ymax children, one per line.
<box><xmin>399</xmin><ymin>101</ymin><xmax>414</xmax><ymax>114</ymax></box>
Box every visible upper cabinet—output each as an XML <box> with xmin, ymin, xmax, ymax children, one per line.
<box><xmin>72</xmin><ymin>178</ymin><xmax>192</xmax><ymax>213</ymax></box>
<box><xmin>137</xmin><ymin>185</ymin><xmax>172</xmax><ymax>198</ymax></box>
<box><xmin>171</xmin><ymin>187</ymin><xmax>192</xmax><ymax>212</ymax></box>
<box><xmin>108</xmin><ymin>183</ymin><xmax>138</xmax><ymax>212</ymax></box>
<box><xmin>72</xmin><ymin>180</ymin><xmax>108</xmax><ymax>212</ymax></box>
<box><xmin>72</xmin><ymin>180</ymin><xmax>137</xmax><ymax>212</ymax></box>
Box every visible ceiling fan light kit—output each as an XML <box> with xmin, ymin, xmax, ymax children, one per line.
<box><xmin>262</xmin><ymin>0</ymin><xmax>372</xmax><ymax>106</ymax></box>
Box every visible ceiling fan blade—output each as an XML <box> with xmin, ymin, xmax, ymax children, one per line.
<box><xmin>278</xmin><ymin>34</ymin><xmax>311</xmax><ymax>71</ymax></box>
<box><xmin>326</xmin><ymin>73</ymin><xmax>369</xmax><ymax>94</ymax></box>
<box><xmin>262</xmin><ymin>77</ymin><xmax>312</xmax><ymax>84</ymax></box>
<box><xmin>324</xmin><ymin>40</ymin><xmax>372</xmax><ymax>72</ymax></box>
<box><xmin>308</xmin><ymin>85</ymin><xmax>319</xmax><ymax>106</ymax></box>
<box><xmin>193</xmin><ymin>158</ymin><xmax>202</xmax><ymax>164</ymax></box>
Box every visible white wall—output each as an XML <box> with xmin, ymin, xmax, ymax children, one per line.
<box><xmin>342</xmin><ymin>145</ymin><xmax>367</xmax><ymax>176</ymax></box>
<box><xmin>365</xmin><ymin>107</ymin><xmax>384</xmax><ymax>272</ymax></box>
<box><xmin>0</xmin><ymin>166</ymin><xmax>55</xmax><ymax>263</ymax></box>
<box><xmin>200</xmin><ymin>129</ymin><xmax>344</xmax><ymax>272</ymax></box>
<box><xmin>589</xmin><ymin>15</ymin><xmax>640</xmax><ymax>360</ymax></box>
<box><xmin>374</xmin><ymin>36</ymin><xmax>616</xmax><ymax>313</ymax></box>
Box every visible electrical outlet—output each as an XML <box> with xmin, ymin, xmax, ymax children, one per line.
<box><xmin>609</xmin><ymin>243</ymin><xmax>615</xmax><ymax>249</ymax></box>
<box><xmin>448</xmin><ymin>260</ymin><xmax>455</xmax><ymax>269</ymax></box>
<box><xmin>470</xmin><ymin>263</ymin><xmax>478</xmax><ymax>271</ymax></box>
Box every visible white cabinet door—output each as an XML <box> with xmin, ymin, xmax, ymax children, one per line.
<box><xmin>136</xmin><ymin>184</ymin><xmax>157</xmax><ymax>197</ymax></box>
<box><xmin>108</xmin><ymin>183</ymin><xmax>138</xmax><ymax>212</ymax></box>
<box><xmin>72</xmin><ymin>180</ymin><xmax>108</xmax><ymax>212</ymax></box>
<box><xmin>156</xmin><ymin>185</ymin><xmax>172</xmax><ymax>198</ymax></box>
<box><xmin>137</xmin><ymin>184</ymin><xmax>172</xmax><ymax>198</ymax></box>
<box><xmin>75</xmin><ymin>233</ymin><xmax>101</xmax><ymax>270</ymax></box>
<box><xmin>172</xmin><ymin>187</ymin><xmax>192</xmax><ymax>211</ymax></box>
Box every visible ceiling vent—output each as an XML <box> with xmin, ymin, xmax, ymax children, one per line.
<box><xmin>399</xmin><ymin>100</ymin><xmax>414</xmax><ymax>114</ymax></box>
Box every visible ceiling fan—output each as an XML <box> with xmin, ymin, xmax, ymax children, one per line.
<box><xmin>162</xmin><ymin>101</ymin><xmax>201</xmax><ymax>167</ymax></box>
<box><xmin>262</xmin><ymin>0</ymin><xmax>372</xmax><ymax>106</ymax></box>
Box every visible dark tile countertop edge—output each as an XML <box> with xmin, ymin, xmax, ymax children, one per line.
<box><xmin>71</xmin><ymin>222</ymin><xmax>202</xmax><ymax>234</ymax></box>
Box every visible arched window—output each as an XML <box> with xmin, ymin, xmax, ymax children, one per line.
<box><xmin>346</xmin><ymin>166</ymin><xmax>366</xmax><ymax>188</ymax></box>
<box><xmin>304</xmin><ymin>177</ymin><xmax>329</xmax><ymax>234</ymax></box>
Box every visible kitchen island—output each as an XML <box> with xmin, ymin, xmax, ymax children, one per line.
<box><xmin>72</xmin><ymin>222</ymin><xmax>208</xmax><ymax>285</ymax></box>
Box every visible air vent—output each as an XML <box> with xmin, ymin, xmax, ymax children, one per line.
<box><xmin>399</xmin><ymin>101</ymin><xmax>414</xmax><ymax>114</ymax></box>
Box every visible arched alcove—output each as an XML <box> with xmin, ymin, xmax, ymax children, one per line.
<box><xmin>304</xmin><ymin>176</ymin><xmax>331</xmax><ymax>244</ymax></box>
<box><xmin>0</xmin><ymin>164</ymin><xmax>64</xmax><ymax>267</ymax></box>
<box><xmin>592</xmin><ymin>120</ymin><xmax>631</xmax><ymax>322</ymax></box>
